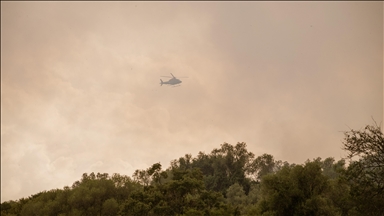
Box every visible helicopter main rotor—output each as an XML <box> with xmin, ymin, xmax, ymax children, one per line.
<box><xmin>160</xmin><ymin>73</ymin><xmax>188</xmax><ymax>78</ymax></box>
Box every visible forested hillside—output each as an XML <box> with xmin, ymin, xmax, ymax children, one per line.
<box><xmin>1</xmin><ymin>124</ymin><xmax>383</xmax><ymax>216</ymax></box>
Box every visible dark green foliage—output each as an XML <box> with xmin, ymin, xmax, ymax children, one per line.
<box><xmin>178</xmin><ymin>142</ymin><xmax>256</xmax><ymax>195</ymax></box>
<box><xmin>342</xmin><ymin>124</ymin><xmax>384</xmax><ymax>215</ymax></box>
<box><xmin>255</xmin><ymin>161</ymin><xmax>339</xmax><ymax>216</ymax></box>
<box><xmin>251</xmin><ymin>153</ymin><xmax>281</xmax><ymax>181</ymax></box>
<box><xmin>120</xmin><ymin>166</ymin><xmax>233</xmax><ymax>215</ymax></box>
<box><xmin>1</xmin><ymin>172</ymin><xmax>139</xmax><ymax>216</ymax></box>
<box><xmin>2</xmin><ymin>127</ymin><xmax>384</xmax><ymax>216</ymax></box>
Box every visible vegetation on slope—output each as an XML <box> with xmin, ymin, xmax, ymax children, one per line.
<box><xmin>1</xmin><ymin>124</ymin><xmax>383</xmax><ymax>215</ymax></box>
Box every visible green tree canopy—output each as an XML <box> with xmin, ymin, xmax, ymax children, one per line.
<box><xmin>342</xmin><ymin>124</ymin><xmax>384</xmax><ymax>215</ymax></box>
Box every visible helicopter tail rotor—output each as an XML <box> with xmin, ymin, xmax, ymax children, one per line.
<box><xmin>160</xmin><ymin>79</ymin><xmax>164</xmax><ymax>86</ymax></box>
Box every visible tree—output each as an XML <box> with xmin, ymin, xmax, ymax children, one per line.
<box><xmin>342</xmin><ymin>124</ymin><xmax>384</xmax><ymax>215</ymax></box>
<box><xmin>343</xmin><ymin>124</ymin><xmax>384</xmax><ymax>166</ymax></box>
<box><xmin>110</xmin><ymin>173</ymin><xmax>139</xmax><ymax>205</ymax></box>
<box><xmin>195</xmin><ymin>142</ymin><xmax>255</xmax><ymax>194</ymax></box>
<box><xmin>8</xmin><ymin>140</ymin><xmax>380</xmax><ymax>215</ymax></box>
<box><xmin>101</xmin><ymin>198</ymin><xmax>118</xmax><ymax>216</ymax></box>
<box><xmin>133</xmin><ymin>163</ymin><xmax>168</xmax><ymax>187</ymax></box>
<box><xmin>226</xmin><ymin>183</ymin><xmax>246</xmax><ymax>206</ymax></box>
<box><xmin>251</xmin><ymin>153</ymin><xmax>282</xmax><ymax>181</ymax></box>
<box><xmin>120</xmin><ymin>165</ymin><xmax>234</xmax><ymax>216</ymax></box>
<box><xmin>255</xmin><ymin>161</ymin><xmax>337</xmax><ymax>216</ymax></box>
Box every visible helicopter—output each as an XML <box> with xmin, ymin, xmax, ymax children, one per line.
<box><xmin>160</xmin><ymin>73</ymin><xmax>188</xmax><ymax>86</ymax></box>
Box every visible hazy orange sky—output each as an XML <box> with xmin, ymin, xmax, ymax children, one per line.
<box><xmin>1</xmin><ymin>1</ymin><xmax>383</xmax><ymax>202</ymax></box>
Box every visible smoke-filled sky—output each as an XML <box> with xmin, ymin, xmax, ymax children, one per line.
<box><xmin>1</xmin><ymin>1</ymin><xmax>383</xmax><ymax>202</ymax></box>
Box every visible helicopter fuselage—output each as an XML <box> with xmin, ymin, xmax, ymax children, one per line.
<box><xmin>160</xmin><ymin>78</ymin><xmax>182</xmax><ymax>86</ymax></box>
